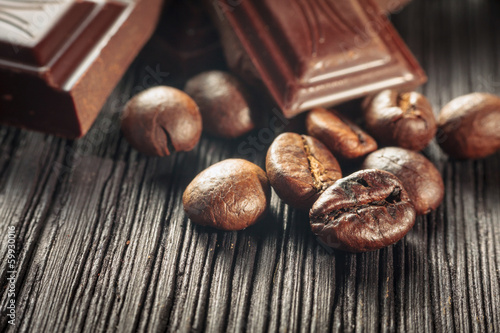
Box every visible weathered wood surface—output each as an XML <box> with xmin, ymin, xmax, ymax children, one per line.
<box><xmin>1</xmin><ymin>0</ymin><xmax>499</xmax><ymax>331</ymax></box>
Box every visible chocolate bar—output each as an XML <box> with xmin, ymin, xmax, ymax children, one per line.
<box><xmin>141</xmin><ymin>0</ymin><xmax>225</xmax><ymax>84</ymax></box>
<box><xmin>0</xmin><ymin>0</ymin><xmax>164</xmax><ymax>138</ymax></box>
<box><xmin>155</xmin><ymin>0</ymin><xmax>224</xmax><ymax>78</ymax></box>
<box><xmin>209</xmin><ymin>0</ymin><xmax>426</xmax><ymax>118</ymax></box>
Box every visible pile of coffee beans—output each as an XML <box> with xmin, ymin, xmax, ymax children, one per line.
<box><xmin>121</xmin><ymin>71</ymin><xmax>257</xmax><ymax>155</ymax></box>
<box><xmin>121</xmin><ymin>80</ymin><xmax>500</xmax><ymax>253</ymax></box>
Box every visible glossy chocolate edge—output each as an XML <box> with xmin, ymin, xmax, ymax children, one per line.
<box><xmin>0</xmin><ymin>0</ymin><xmax>165</xmax><ymax>138</ymax></box>
<box><xmin>209</xmin><ymin>0</ymin><xmax>426</xmax><ymax>117</ymax></box>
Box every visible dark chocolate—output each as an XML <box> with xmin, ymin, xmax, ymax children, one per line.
<box><xmin>210</xmin><ymin>0</ymin><xmax>427</xmax><ymax>118</ymax></box>
<box><xmin>143</xmin><ymin>0</ymin><xmax>225</xmax><ymax>81</ymax></box>
<box><xmin>0</xmin><ymin>0</ymin><xmax>164</xmax><ymax>138</ymax></box>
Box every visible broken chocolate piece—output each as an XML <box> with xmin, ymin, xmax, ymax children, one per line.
<box><xmin>0</xmin><ymin>0</ymin><xmax>164</xmax><ymax>138</ymax></box>
<box><xmin>209</xmin><ymin>0</ymin><xmax>426</xmax><ymax>118</ymax></box>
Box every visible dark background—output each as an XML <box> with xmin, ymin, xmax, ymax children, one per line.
<box><xmin>1</xmin><ymin>0</ymin><xmax>499</xmax><ymax>331</ymax></box>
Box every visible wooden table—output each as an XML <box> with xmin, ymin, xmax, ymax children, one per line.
<box><xmin>1</xmin><ymin>0</ymin><xmax>499</xmax><ymax>331</ymax></box>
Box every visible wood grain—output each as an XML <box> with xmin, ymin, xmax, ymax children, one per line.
<box><xmin>1</xmin><ymin>0</ymin><xmax>500</xmax><ymax>331</ymax></box>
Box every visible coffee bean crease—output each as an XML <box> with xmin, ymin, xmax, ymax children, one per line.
<box><xmin>310</xmin><ymin>169</ymin><xmax>416</xmax><ymax>252</ymax></box>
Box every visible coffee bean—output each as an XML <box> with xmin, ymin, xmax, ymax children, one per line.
<box><xmin>364</xmin><ymin>90</ymin><xmax>436</xmax><ymax>151</ymax></box>
<box><xmin>266</xmin><ymin>133</ymin><xmax>342</xmax><ymax>210</ymax></box>
<box><xmin>121</xmin><ymin>86</ymin><xmax>202</xmax><ymax>156</ymax></box>
<box><xmin>310</xmin><ymin>169</ymin><xmax>416</xmax><ymax>252</ymax></box>
<box><xmin>306</xmin><ymin>108</ymin><xmax>377</xmax><ymax>159</ymax></box>
<box><xmin>437</xmin><ymin>92</ymin><xmax>500</xmax><ymax>159</ymax></box>
<box><xmin>183</xmin><ymin>159</ymin><xmax>270</xmax><ymax>231</ymax></box>
<box><xmin>185</xmin><ymin>71</ymin><xmax>257</xmax><ymax>138</ymax></box>
<box><xmin>362</xmin><ymin>147</ymin><xmax>444</xmax><ymax>215</ymax></box>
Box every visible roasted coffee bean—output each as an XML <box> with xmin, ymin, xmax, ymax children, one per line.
<box><xmin>266</xmin><ymin>133</ymin><xmax>342</xmax><ymax>210</ymax></box>
<box><xmin>362</xmin><ymin>147</ymin><xmax>444</xmax><ymax>215</ymax></box>
<box><xmin>121</xmin><ymin>86</ymin><xmax>202</xmax><ymax>156</ymax></box>
<box><xmin>183</xmin><ymin>159</ymin><xmax>270</xmax><ymax>231</ymax></box>
<box><xmin>310</xmin><ymin>169</ymin><xmax>416</xmax><ymax>252</ymax></box>
<box><xmin>185</xmin><ymin>71</ymin><xmax>257</xmax><ymax>138</ymax></box>
<box><xmin>364</xmin><ymin>90</ymin><xmax>436</xmax><ymax>151</ymax></box>
<box><xmin>437</xmin><ymin>92</ymin><xmax>500</xmax><ymax>159</ymax></box>
<box><xmin>306</xmin><ymin>108</ymin><xmax>377</xmax><ymax>159</ymax></box>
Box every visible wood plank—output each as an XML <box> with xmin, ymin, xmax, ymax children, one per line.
<box><xmin>0</xmin><ymin>0</ymin><xmax>499</xmax><ymax>331</ymax></box>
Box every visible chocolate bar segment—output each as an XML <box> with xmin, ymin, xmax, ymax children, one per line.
<box><xmin>0</xmin><ymin>0</ymin><xmax>164</xmax><ymax>138</ymax></box>
<box><xmin>143</xmin><ymin>0</ymin><xmax>225</xmax><ymax>82</ymax></box>
<box><xmin>210</xmin><ymin>0</ymin><xmax>426</xmax><ymax>118</ymax></box>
